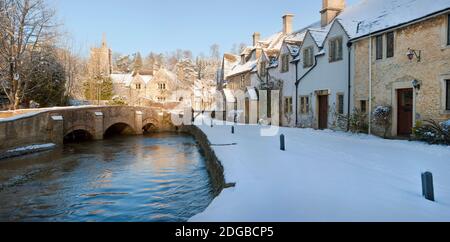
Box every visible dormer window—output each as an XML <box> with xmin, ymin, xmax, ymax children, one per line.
<box><xmin>303</xmin><ymin>47</ymin><xmax>314</xmax><ymax>68</ymax></box>
<box><xmin>136</xmin><ymin>84</ymin><xmax>142</xmax><ymax>90</ymax></box>
<box><xmin>260</xmin><ymin>61</ymin><xmax>267</xmax><ymax>77</ymax></box>
<box><xmin>281</xmin><ymin>54</ymin><xmax>289</xmax><ymax>72</ymax></box>
<box><xmin>329</xmin><ymin>37</ymin><xmax>343</xmax><ymax>62</ymax></box>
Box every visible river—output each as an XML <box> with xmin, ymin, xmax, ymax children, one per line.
<box><xmin>0</xmin><ymin>133</ymin><xmax>215</xmax><ymax>222</ymax></box>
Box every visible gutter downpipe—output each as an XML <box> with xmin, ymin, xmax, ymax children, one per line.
<box><xmin>294</xmin><ymin>60</ymin><xmax>299</xmax><ymax>126</ymax></box>
<box><xmin>368</xmin><ymin>33</ymin><xmax>373</xmax><ymax>135</ymax></box>
<box><xmin>295</xmin><ymin>55</ymin><xmax>319</xmax><ymax>126</ymax></box>
<box><xmin>346</xmin><ymin>41</ymin><xmax>353</xmax><ymax>132</ymax></box>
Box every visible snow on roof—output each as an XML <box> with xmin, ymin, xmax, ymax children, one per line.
<box><xmin>227</xmin><ymin>59</ymin><xmax>257</xmax><ymax>78</ymax></box>
<box><xmin>308</xmin><ymin>28</ymin><xmax>330</xmax><ymax>47</ymax></box>
<box><xmin>223</xmin><ymin>89</ymin><xmax>236</xmax><ymax>103</ymax></box>
<box><xmin>111</xmin><ymin>73</ymin><xmax>153</xmax><ymax>87</ymax></box>
<box><xmin>140</xmin><ymin>75</ymin><xmax>153</xmax><ymax>84</ymax></box>
<box><xmin>337</xmin><ymin>0</ymin><xmax>450</xmax><ymax>40</ymax></box>
<box><xmin>285</xmin><ymin>21</ymin><xmax>321</xmax><ymax>43</ymax></box>
<box><xmin>111</xmin><ymin>73</ymin><xmax>134</xmax><ymax>85</ymax></box>
<box><xmin>246</xmin><ymin>87</ymin><xmax>258</xmax><ymax>100</ymax></box>
<box><xmin>223</xmin><ymin>53</ymin><xmax>241</xmax><ymax>75</ymax></box>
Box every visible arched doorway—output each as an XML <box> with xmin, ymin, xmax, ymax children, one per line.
<box><xmin>104</xmin><ymin>123</ymin><xmax>136</xmax><ymax>138</ymax></box>
<box><xmin>64</xmin><ymin>129</ymin><xmax>94</xmax><ymax>143</ymax></box>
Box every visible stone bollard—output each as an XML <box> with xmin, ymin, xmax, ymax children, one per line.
<box><xmin>231</xmin><ymin>126</ymin><xmax>235</xmax><ymax>134</ymax></box>
<box><xmin>422</xmin><ymin>172</ymin><xmax>435</xmax><ymax>202</ymax></box>
<box><xmin>280</xmin><ymin>134</ymin><xmax>285</xmax><ymax>151</ymax></box>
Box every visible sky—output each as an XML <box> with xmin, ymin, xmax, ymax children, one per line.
<box><xmin>53</xmin><ymin>0</ymin><xmax>360</xmax><ymax>57</ymax></box>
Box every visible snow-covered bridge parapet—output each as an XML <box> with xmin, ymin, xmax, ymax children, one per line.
<box><xmin>0</xmin><ymin>106</ymin><xmax>174</xmax><ymax>152</ymax></box>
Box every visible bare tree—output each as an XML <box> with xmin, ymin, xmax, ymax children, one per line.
<box><xmin>0</xmin><ymin>0</ymin><xmax>57</xmax><ymax>109</ymax></box>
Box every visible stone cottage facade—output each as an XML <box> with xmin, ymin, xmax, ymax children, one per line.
<box><xmin>351</xmin><ymin>7</ymin><xmax>450</xmax><ymax>137</ymax></box>
<box><xmin>216</xmin><ymin>0</ymin><xmax>450</xmax><ymax>139</ymax></box>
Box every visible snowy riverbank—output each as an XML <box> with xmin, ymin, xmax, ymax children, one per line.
<box><xmin>190</xmin><ymin>117</ymin><xmax>450</xmax><ymax>222</ymax></box>
<box><xmin>0</xmin><ymin>144</ymin><xmax>56</xmax><ymax>160</ymax></box>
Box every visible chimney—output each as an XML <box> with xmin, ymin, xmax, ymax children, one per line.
<box><xmin>253</xmin><ymin>32</ymin><xmax>261</xmax><ymax>46</ymax></box>
<box><xmin>283</xmin><ymin>14</ymin><xmax>294</xmax><ymax>35</ymax></box>
<box><xmin>321</xmin><ymin>0</ymin><xmax>345</xmax><ymax>27</ymax></box>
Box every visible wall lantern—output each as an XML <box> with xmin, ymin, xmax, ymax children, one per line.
<box><xmin>406</xmin><ymin>48</ymin><xmax>421</xmax><ymax>62</ymax></box>
<box><xmin>412</xmin><ymin>79</ymin><xmax>422</xmax><ymax>90</ymax></box>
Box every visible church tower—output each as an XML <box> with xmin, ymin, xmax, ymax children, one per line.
<box><xmin>89</xmin><ymin>33</ymin><xmax>113</xmax><ymax>77</ymax></box>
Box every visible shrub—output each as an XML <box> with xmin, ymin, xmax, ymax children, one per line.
<box><xmin>109</xmin><ymin>96</ymin><xmax>128</xmax><ymax>106</ymax></box>
<box><xmin>373</xmin><ymin>106</ymin><xmax>392</xmax><ymax>138</ymax></box>
<box><xmin>339</xmin><ymin>109</ymin><xmax>369</xmax><ymax>133</ymax></box>
<box><xmin>349</xmin><ymin>109</ymin><xmax>369</xmax><ymax>134</ymax></box>
<box><xmin>413</xmin><ymin>119</ymin><xmax>450</xmax><ymax>145</ymax></box>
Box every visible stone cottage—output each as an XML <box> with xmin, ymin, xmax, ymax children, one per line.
<box><xmin>342</xmin><ymin>0</ymin><xmax>450</xmax><ymax>137</ymax></box>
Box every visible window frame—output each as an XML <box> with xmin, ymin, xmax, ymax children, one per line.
<box><xmin>284</xmin><ymin>97</ymin><xmax>293</xmax><ymax>114</ymax></box>
<box><xmin>386</xmin><ymin>31</ymin><xmax>395</xmax><ymax>58</ymax></box>
<box><xmin>300</xmin><ymin>96</ymin><xmax>310</xmax><ymax>114</ymax></box>
<box><xmin>329</xmin><ymin>37</ymin><xmax>343</xmax><ymax>62</ymax></box>
<box><xmin>447</xmin><ymin>14</ymin><xmax>450</xmax><ymax>46</ymax></box>
<box><xmin>281</xmin><ymin>54</ymin><xmax>290</xmax><ymax>73</ymax></box>
<box><xmin>360</xmin><ymin>100</ymin><xmax>367</xmax><ymax>113</ymax></box>
<box><xmin>303</xmin><ymin>47</ymin><xmax>314</xmax><ymax>68</ymax></box>
<box><xmin>260</xmin><ymin>61</ymin><xmax>267</xmax><ymax>77</ymax></box>
<box><xmin>375</xmin><ymin>35</ymin><xmax>383</xmax><ymax>60</ymax></box>
<box><xmin>446</xmin><ymin>79</ymin><xmax>450</xmax><ymax>111</ymax></box>
<box><xmin>337</xmin><ymin>94</ymin><xmax>345</xmax><ymax>114</ymax></box>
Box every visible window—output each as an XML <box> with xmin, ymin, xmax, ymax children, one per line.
<box><xmin>360</xmin><ymin>100</ymin><xmax>367</xmax><ymax>113</ymax></box>
<box><xmin>240</xmin><ymin>75</ymin><xmax>246</xmax><ymax>88</ymax></box>
<box><xmin>386</xmin><ymin>32</ymin><xmax>395</xmax><ymax>58</ymax></box>
<box><xmin>157</xmin><ymin>97</ymin><xmax>166</xmax><ymax>102</ymax></box>
<box><xmin>260</xmin><ymin>61</ymin><xmax>267</xmax><ymax>77</ymax></box>
<box><xmin>337</xmin><ymin>94</ymin><xmax>345</xmax><ymax>114</ymax></box>
<box><xmin>281</xmin><ymin>54</ymin><xmax>289</xmax><ymax>72</ymax></box>
<box><xmin>158</xmin><ymin>83</ymin><xmax>166</xmax><ymax>90</ymax></box>
<box><xmin>136</xmin><ymin>84</ymin><xmax>142</xmax><ymax>90</ymax></box>
<box><xmin>375</xmin><ymin>35</ymin><xmax>383</xmax><ymax>60</ymax></box>
<box><xmin>284</xmin><ymin>97</ymin><xmax>293</xmax><ymax>114</ymax></box>
<box><xmin>447</xmin><ymin>14</ymin><xmax>450</xmax><ymax>46</ymax></box>
<box><xmin>446</xmin><ymin>80</ymin><xmax>450</xmax><ymax>111</ymax></box>
<box><xmin>300</xmin><ymin>96</ymin><xmax>310</xmax><ymax>114</ymax></box>
<box><xmin>329</xmin><ymin>37</ymin><xmax>343</xmax><ymax>62</ymax></box>
<box><xmin>303</xmin><ymin>47</ymin><xmax>314</xmax><ymax>68</ymax></box>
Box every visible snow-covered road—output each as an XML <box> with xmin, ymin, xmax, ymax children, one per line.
<box><xmin>190</xmin><ymin>117</ymin><xmax>450</xmax><ymax>222</ymax></box>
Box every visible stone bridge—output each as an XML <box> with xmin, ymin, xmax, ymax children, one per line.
<box><xmin>0</xmin><ymin>106</ymin><xmax>178</xmax><ymax>152</ymax></box>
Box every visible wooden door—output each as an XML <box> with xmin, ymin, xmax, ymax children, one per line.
<box><xmin>318</xmin><ymin>95</ymin><xmax>329</xmax><ymax>130</ymax></box>
<box><xmin>397</xmin><ymin>88</ymin><xmax>413</xmax><ymax>136</ymax></box>
<box><xmin>245</xmin><ymin>98</ymin><xmax>250</xmax><ymax>124</ymax></box>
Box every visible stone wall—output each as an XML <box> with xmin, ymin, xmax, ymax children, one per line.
<box><xmin>353</xmin><ymin>14</ymin><xmax>450</xmax><ymax>137</ymax></box>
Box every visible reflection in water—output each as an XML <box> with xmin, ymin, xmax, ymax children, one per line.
<box><xmin>0</xmin><ymin>133</ymin><xmax>214</xmax><ymax>222</ymax></box>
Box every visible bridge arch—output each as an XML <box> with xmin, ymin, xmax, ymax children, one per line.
<box><xmin>64</xmin><ymin>125</ymin><xmax>95</xmax><ymax>143</ymax></box>
<box><xmin>104</xmin><ymin>122</ymin><xmax>136</xmax><ymax>138</ymax></box>
<box><xmin>142</xmin><ymin>118</ymin><xmax>160</xmax><ymax>134</ymax></box>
